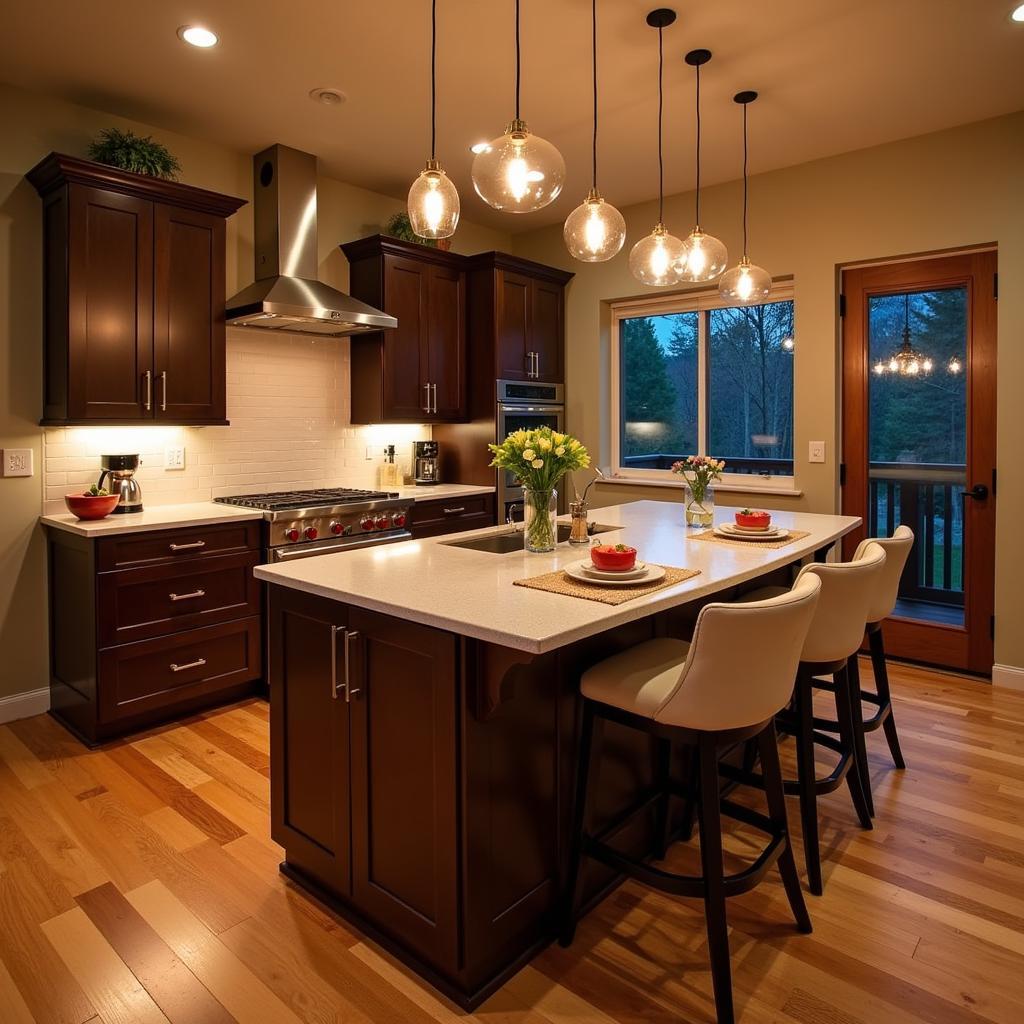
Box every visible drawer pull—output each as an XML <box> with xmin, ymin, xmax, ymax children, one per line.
<box><xmin>169</xmin><ymin>657</ymin><xmax>207</xmax><ymax>673</ymax></box>
<box><xmin>169</xmin><ymin>589</ymin><xmax>206</xmax><ymax>602</ymax></box>
<box><xmin>443</xmin><ymin>506</ymin><xmax>466</xmax><ymax>515</ymax></box>
<box><xmin>169</xmin><ymin>541</ymin><xmax>206</xmax><ymax>552</ymax></box>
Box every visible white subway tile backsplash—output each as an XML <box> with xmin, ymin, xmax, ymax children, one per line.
<box><xmin>42</xmin><ymin>330</ymin><xmax>430</xmax><ymax>514</ymax></box>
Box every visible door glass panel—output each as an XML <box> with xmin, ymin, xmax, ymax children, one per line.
<box><xmin>868</xmin><ymin>288</ymin><xmax>967</xmax><ymax>625</ymax></box>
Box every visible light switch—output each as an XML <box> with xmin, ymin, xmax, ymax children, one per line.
<box><xmin>2</xmin><ymin>448</ymin><xmax>33</xmax><ymax>477</ymax></box>
<box><xmin>808</xmin><ymin>441</ymin><xmax>826</xmax><ymax>464</ymax></box>
<box><xmin>164</xmin><ymin>446</ymin><xmax>186</xmax><ymax>470</ymax></box>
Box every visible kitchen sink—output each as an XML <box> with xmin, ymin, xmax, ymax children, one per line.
<box><xmin>442</xmin><ymin>523</ymin><xmax>618</xmax><ymax>554</ymax></box>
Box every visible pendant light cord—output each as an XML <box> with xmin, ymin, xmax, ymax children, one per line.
<box><xmin>591</xmin><ymin>0</ymin><xmax>598</xmax><ymax>190</ymax></box>
<box><xmin>741</xmin><ymin>100</ymin><xmax>748</xmax><ymax>255</ymax></box>
<box><xmin>515</xmin><ymin>0</ymin><xmax>522</xmax><ymax>120</ymax></box>
<box><xmin>430</xmin><ymin>0</ymin><xmax>437</xmax><ymax>159</ymax></box>
<box><xmin>657</xmin><ymin>23</ymin><xmax>665</xmax><ymax>224</ymax></box>
<box><xmin>694</xmin><ymin>62</ymin><xmax>702</xmax><ymax>226</ymax></box>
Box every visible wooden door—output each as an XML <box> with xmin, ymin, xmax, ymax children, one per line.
<box><xmin>842</xmin><ymin>251</ymin><xmax>997</xmax><ymax>673</ymax></box>
<box><xmin>67</xmin><ymin>185</ymin><xmax>153</xmax><ymax>420</ymax></box>
<box><xmin>495</xmin><ymin>270</ymin><xmax>531</xmax><ymax>381</ymax></box>
<box><xmin>153</xmin><ymin>203</ymin><xmax>226</xmax><ymax>423</ymax></box>
<box><xmin>530</xmin><ymin>278</ymin><xmax>564</xmax><ymax>383</ymax></box>
<box><xmin>269</xmin><ymin>588</ymin><xmax>352</xmax><ymax>895</ymax></box>
<box><xmin>348</xmin><ymin>608</ymin><xmax>459</xmax><ymax>973</ymax></box>
<box><xmin>426</xmin><ymin>263</ymin><xmax>465</xmax><ymax>420</ymax></box>
<box><xmin>382</xmin><ymin>254</ymin><xmax>430</xmax><ymax>419</ymax></box>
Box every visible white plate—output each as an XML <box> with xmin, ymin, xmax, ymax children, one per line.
<box><xmin>730</xmin><ymin>521</ymin><xmax>774</xmax><ymax>533</ymax></box>
<box><xmin>566</xmin><ymin>561</ymin><xmax>667</xmax><ymax>587</ymax></box>
<box><xmin>580</xmin><ymin>559</ymin><xmax>649</xmax><ymax>580</ymax></box>
<box><xmin>714</xmin><ymin>524</ymin><xmax>789</xmax><ymax>542</ymax></box>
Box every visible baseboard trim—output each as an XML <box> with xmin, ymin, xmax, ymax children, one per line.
<box><xmin>0</xmin><ymin>687</ymin><xmax>51</xmax><ymax>725</ymax></box>
<box><xmin>992</xmin><ymin>664</ymin><xmax>1024</xmax><ymax>692</ymax></box>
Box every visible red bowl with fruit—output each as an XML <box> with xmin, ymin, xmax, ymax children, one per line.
<box><xmin>65</xmin><ymin>492</ymin><xmax>120</xmax><ymax>520</ymax></box>
<box><xmin>590</xmin><ymin>543</ymin><xmax>638</xmax><ymax>572</ymax></box>
<box><xmin>735</xmin><ymin>508</ymin><xmax>772</xmax><ymax>530</ymax></box>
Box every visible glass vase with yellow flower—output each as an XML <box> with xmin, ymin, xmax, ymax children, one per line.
<box><xmin>672</xmin><ymin>455</ymin><xmax>725</xmax><ymax>527</ymax></box>
<box><xmin>489</xmin><ymin>428</ymin><xmax>590</xmax><ymax>552</ymax></box>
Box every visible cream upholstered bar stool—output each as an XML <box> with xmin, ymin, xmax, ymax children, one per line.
<box><xmin>732</xmin><ymin>542</ymin><xmax>887</xmax><ymax>895</ymax></box>
<box><xmin>560</xmin><ymin>574</ymin><xmax>821</xmax><ymax>1024</ymax></box>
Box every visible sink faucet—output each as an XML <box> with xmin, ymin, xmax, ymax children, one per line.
<box><xmin>506</xmin><ymin>501</ymin><xmax>524</xmax><ymax>528</ymax></box>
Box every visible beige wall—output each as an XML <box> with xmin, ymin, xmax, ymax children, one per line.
<box><xmin>512</xmin><ymin>112</ymin><xmax>1024</xmax><ymax>671</ymax></box>
<box><xmin>0</xmin><ymin>82</ymin><xmax>509</xmax><ymax>704</ymax></box>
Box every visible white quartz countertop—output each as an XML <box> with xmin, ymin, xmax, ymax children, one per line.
<box><xmin>393</xmin><ymin>484</ymin><xmax>495</xmax><ymax>502</ymax></box>
<box><xmin>254</xmin><ymin>500</ymin><xmax>861</xmax><ymax>654</ymax></box>
<box><xmin>40</xmin><ymin>501</ymin><xmax>264</xmax><ymax>537</ymax></box>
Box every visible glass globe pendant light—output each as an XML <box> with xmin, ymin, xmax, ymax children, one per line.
<box><xmin>563</xmin><ymin>0</ymin><xmax>625</xmax><ymax>261</ymax></box>
<box><xmin>471</xmin><ymin>0</ymin><xmax>565</xmax><ymax>213</ymax></box>
<box><xmin>629</xmin><ymin>9</ymin><xmax>683</xmax><ymax>287</ymax></box>
<box><xmin>677</xmin><ymin>49</ymin><xmax>728</xmax><ymax>282</ymax></box>
<box><xmin>408</xmin><ymin>0</ymin><xmax>460</xmax><ymax>238</ymax></box>
<box><xmin>719</xmin><ymin>91</ymin><xmax>772</xmax><ymax>303</ymax></box>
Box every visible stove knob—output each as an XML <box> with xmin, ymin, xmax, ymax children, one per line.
<box><xmin>330</xmin><ymin>521</ymin><xmax>344</xmax><ymax>535</ymax></box>
<box><xmin>391</xmin><ymin>512</ymin><xmax>407</xmax><ymax>529</ymax></box>
<box><xmin>375</xmin><ymin>515</ymin><xmax>390</xmax><ymax>531</ymax></box>
<box><xmin>284</xmin><ymin>528</ymin><xmax>300</xmax><ymax>542</ymax></box>
<box><xmin>360</xmin><ymin>515</ymin><xmax>375</xmax><ymax>531</ymax></box>
<box><xmin>304</xmin><ymin>526</ymin><xmax>319</xmax><ymax>541</ymax></box>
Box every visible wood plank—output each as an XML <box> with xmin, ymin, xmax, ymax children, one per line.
<box><xmin>142</xmin><ymin>806</ymin><xmax>209</xmax><ymax>852</ymax></box>
<box><xmin>76</xmin><ymin>882</ymin><xmax>234</xmax><ymax>1024</ymax></box>
<box><xmin>0</xmin><ymin>953</ymin><xmax>37</xmax><ymax>1024</ymax></box>
<box><xmin>0</xmin><ymin>725</ymin><xmax>54</xmax><ymax>790</ymax></box>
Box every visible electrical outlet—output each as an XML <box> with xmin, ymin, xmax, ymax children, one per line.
<box><xmin>808</xmin><ymin>441</ymin><xmax>826</xmax><ymax>464</ymax></box>
<box><xmin>2</xmin><ymin>448</ymin><xmax>33</xmax><ymax>477</ymax></box>
<box><xmin>365</xmin><ymin>445</ymin><xmax>387</xmax><ymax>461</ymax></box>
<box><xmin>164</xmin><ymin>446</ymin><xmax>186</xmax><ymax>470</ymax></box>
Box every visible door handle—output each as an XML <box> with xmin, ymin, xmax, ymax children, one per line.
<box><xmin>143</xmin><ymin>370</ymin><xmax>153</xmax><ymax>411</ymax></box>
<box><xmin>160</xmin><ymin>371</ymin><xmax>168</xmax><ymax>412</ymax></box>
<box><xmin>344</xmin><ymin>629</ymin><xmax>361</xmax><ymax>702</ymax></box>
<box><xmin>330</xmin><ymin>624</ymin><xmax>343</xmax><ymax>699</ymax></box>
<box><xmin>431</xmin><ymin>382</ymin><xmax>438</xmax><ymax>415</ymax></box>
<box><xmin>170</xmin><ymin>657</ymin><xmax>206</xmax><ymax>673</ymax></box>
<box><xmin>169</xmin><ymin>540</ymin><xmax>206</xmax><ymax>552</ymax></box>
<box><xmin>169</xmin><ymin>589</ymin><xmax>205</xmax><ymax>602</ymax></box>
<box><xmin>424</xmin><ymin>382</ymin><xmax>431</xmax><ymax>414</ymax></box>
<box><xmin>961</xmin><ymin>483</ymin><xmax>988</xmax><ymax>502</ymax></box>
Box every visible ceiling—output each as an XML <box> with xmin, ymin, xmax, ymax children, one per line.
<box><xmin>2</xmin><ymin>0</ymin><xmax>1022</xmax><ymax>232</ymax></box>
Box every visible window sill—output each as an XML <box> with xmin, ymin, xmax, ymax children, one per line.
<box><xmin>599</xmin><ymin>474</ymin><xmax>804</xmax><ymax>498</ymax></box>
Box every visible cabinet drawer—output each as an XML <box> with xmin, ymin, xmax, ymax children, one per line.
<box><xmin>98</xmin><ymin>551</ymin><xmax>260</xmax><ymax>646</ymax></box>
<box><xmin>98</xmin><ymin>617</ymin><xmax>260</xmax><ymax>723</ymax></box>
<box><xmin>410</xmin><ymin>494</ymin><xmax>495</xmax><ymax>535</ymax></box>
<box><xmin>97</xmin><ymin>520</ymin><xmax>260</xmax><ymax>571</ymax></box>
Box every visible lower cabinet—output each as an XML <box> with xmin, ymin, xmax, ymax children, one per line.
<box><xmin>409</xmin><ymin>492</ymin><xmax>496</xmax><ymax>538</ymax></box>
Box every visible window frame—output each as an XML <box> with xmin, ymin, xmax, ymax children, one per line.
<box><xmin>609</xmin><ymin>282</ymin><xmax>796</xmax><ymax>492</ymax></box>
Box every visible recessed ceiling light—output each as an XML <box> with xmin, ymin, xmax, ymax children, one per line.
<box><xmin>177</xmin><ymin>25</ymin><xmax>218</xmax><ymax>48</ymax></box>
<box><xmin>1013</xmin><ymin>4</ymin><xmax>1024</xmax><ymax>20</ymax></box>
<box><xmin>470</xmin><ymin>141</ymin><xmax>491</xmax><ymax>155</ymax></box>
<box><xmin>309</xmin><ymin>87</ymin><xmax>347</xmax><ymax>106</ymax></box>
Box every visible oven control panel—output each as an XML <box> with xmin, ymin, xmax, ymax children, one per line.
<box><xmin>268</xmin><ymin>506</ymin><xmax>410</xmax><ymax>547</ymax></box>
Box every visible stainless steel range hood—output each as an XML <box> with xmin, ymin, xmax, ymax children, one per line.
<box><xmin>226</xmin><ymin>145</ymin><xmax>396</xmax><ymax>336</ymax></box>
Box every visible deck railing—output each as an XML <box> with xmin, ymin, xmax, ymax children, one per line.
<box><xmin>868</xmin><ymin>462</ymin><xmax>965</xmax><ymax>606</ymax></box>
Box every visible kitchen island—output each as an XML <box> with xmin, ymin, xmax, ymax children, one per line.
<box><xmin>254</xmin><ymin>500</ymin><xmax>859</xmax><ymax>1008</ymax></box>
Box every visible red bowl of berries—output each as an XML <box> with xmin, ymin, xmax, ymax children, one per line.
<box><xmin>65</xmin><ymin>489</ymin><xmax>120</xmax><ymax>520</ymax></box>
<box><xmin>735</xmin><ymin>509</ymin><xmax>772</xmax><ymax>530</ymax></box>
<box><xmin>590</xmin><ymin>543</ymin><xmax>638</xmax><ymax>571</ymax></box>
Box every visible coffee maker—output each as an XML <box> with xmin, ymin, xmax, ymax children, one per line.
<box><xmin>412</xmin><ymin>441</ymin><xmax>440</xmax><ymax>486</ymax></box>
<box><xmin>97</xmin><ymin>454</ymin><xmax>143</xmax><ymax>514</ymax></box>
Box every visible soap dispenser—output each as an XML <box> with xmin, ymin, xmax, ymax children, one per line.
<box><xmin>379</xmin><ymin>444</ymin><xmax>402</xmax><ymax>488</ymax></box>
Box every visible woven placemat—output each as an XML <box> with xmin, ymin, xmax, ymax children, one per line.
<box><xmin>513</xmin><ymin>564</ymin><xmax>701</xmax><ymax>605</ymax></box>
<box><xmin>689</xmin><ymin>528</ymin><xmax>810</xmax><ymax>550</ymax></box>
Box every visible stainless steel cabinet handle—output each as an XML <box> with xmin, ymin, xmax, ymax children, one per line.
<box><xmin>169</xmin><ymin>540</ymin><xmax>206</xmax><ymax>552</ymax></box>
<box><xmin>534</xmin><ymin>352</ymin><xmax>540</xmax><ymax>377</ymax></box>
<box><xmin>170</xmin><ymin>657</ymin><xmax>206</xmax><ymax>673</ymax></box>
<box><xmin>160</xmin><ymin>371</ymin><xmax>168</xmax><ymax>411</ymax></box>
<box><xmin>344</xmin><ymin>629</ymin><xmax>361</xmax><ymax>702</ymax></box>
<box><xmin>424</xmin><ymin>381</ymin><xmax>431</xmax><ymax>414</ymax></box>
<box><xmin>443</xmin><ymin>506</ymin><xmax>466</xmax><ymax>515</ymax></box>
<box><xmin>169</xmin><ymin>589</ymin><xmax>205</xmax><ymax>602</ymax></box>
<box><xmin>330</xmin><ymin>624</ymin><xmax>343</xmax><ymax>699</ymax></box>
<box><xmin>431</xmin><ymin>382</ymin><xmax>438</xmax><ymax>415</ymax></box>
<box><xmin>143</xmin><ymin>370</ymin><xmax>153</xmax><ymax>411</ymax></box>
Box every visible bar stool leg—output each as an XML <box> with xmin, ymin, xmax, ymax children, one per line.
<box><xmin>697</xmin><ymin>735</ymin><xmax>735</xmax><ymax>1024</ymax></box>
<box><xmin>756</xmin><ymin>725</ymin><xmax>812</xmax><ymax>933</ymax></box>
<box><xmin>653</xmin><ymin>738</ymin><xmax>673</xmax><ymax>860</ymax></box>
<box><xmin>560</xmin><ymin>701</ymin><xmax>604</xmax><ymax>947</ymax></box>
<box><xmin>794</xmin><ymin>671</ymin><xmax>823</xmax><ymax>896</ymax></box>
<box><xmin>680</xmin><ymin>746</ymin><xmax>700</xmax><ymax>842</ymax></box>
<box><xmin>834</xmin><ymin>665</ymin><xmax>874</xmax><ymax>830</ymax></box>
<box><xmin>869</xmin><ymin>627</ymin><xmax>906</xmax><ymax>770</ymax></box>
<box><xmin>846</xmin><ymin>655</ymin><xmax>875</xmax><ymax>818</ymax></box>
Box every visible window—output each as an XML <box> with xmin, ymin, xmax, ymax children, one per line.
<box><xmin>612</xmin><ymin>287</ymin><xmax>794</xmax><ymax>484</ymax></box>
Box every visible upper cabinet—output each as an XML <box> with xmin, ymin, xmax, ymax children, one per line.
<box><xmin>466</xmin><ymin>253</ymin><xmax>573</xmax><ymax>384</ymax></box>
<box><xmin>341</xmin><ymin>236</ymin><xmax>466</xmax><ymax>425</ymax></box>
<box><xmin>28</xmin><ymin>154</ymin><xmax>245</xmax><ymax>426</ymax></box>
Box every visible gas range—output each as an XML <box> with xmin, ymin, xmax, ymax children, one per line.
<box><xmin>214</xmin><ymin>488</ymin><xmax>411</xmax><ymax>561</ymax></box>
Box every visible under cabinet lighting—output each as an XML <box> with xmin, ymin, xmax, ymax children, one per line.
<box><xmin>177</xmin><ymin>25</ymin><xmax>218</xmax><ymax>48</ymax></box>
<box><xmin>1013</xmin><ymin>5</ymin><xmax>1024</xmax><ymax>22</ymax></box>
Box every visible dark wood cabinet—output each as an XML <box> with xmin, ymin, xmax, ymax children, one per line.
<box><xmin>409</xmin><ymin>492</ymin><xmax>496</xmax><ymax>538</ymax></box>
<box><xmin>27</xmin><ymin>153</ymin><xmax>244</xmax><ymax>426</ymax></box>
<box><xmin>46</xmin><ymin>520</ymin><xmax>262</xmax><ymax>745</ymax></box>
<box><xmin>341</xmin><ymin>235</ymin><xmax>466</xmax><ymax>424</ymax></box>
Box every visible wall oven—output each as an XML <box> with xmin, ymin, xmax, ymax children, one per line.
<box><xmin>496</xmin><ymin>379</ymin><xmax>566</xmax><ymax>522</ymax></box>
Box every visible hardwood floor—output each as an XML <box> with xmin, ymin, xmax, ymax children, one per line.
<box><xmin>1</xmin><ymin>660</ymin><xmax>1022</xmax><ymax>1023</ymax></box>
